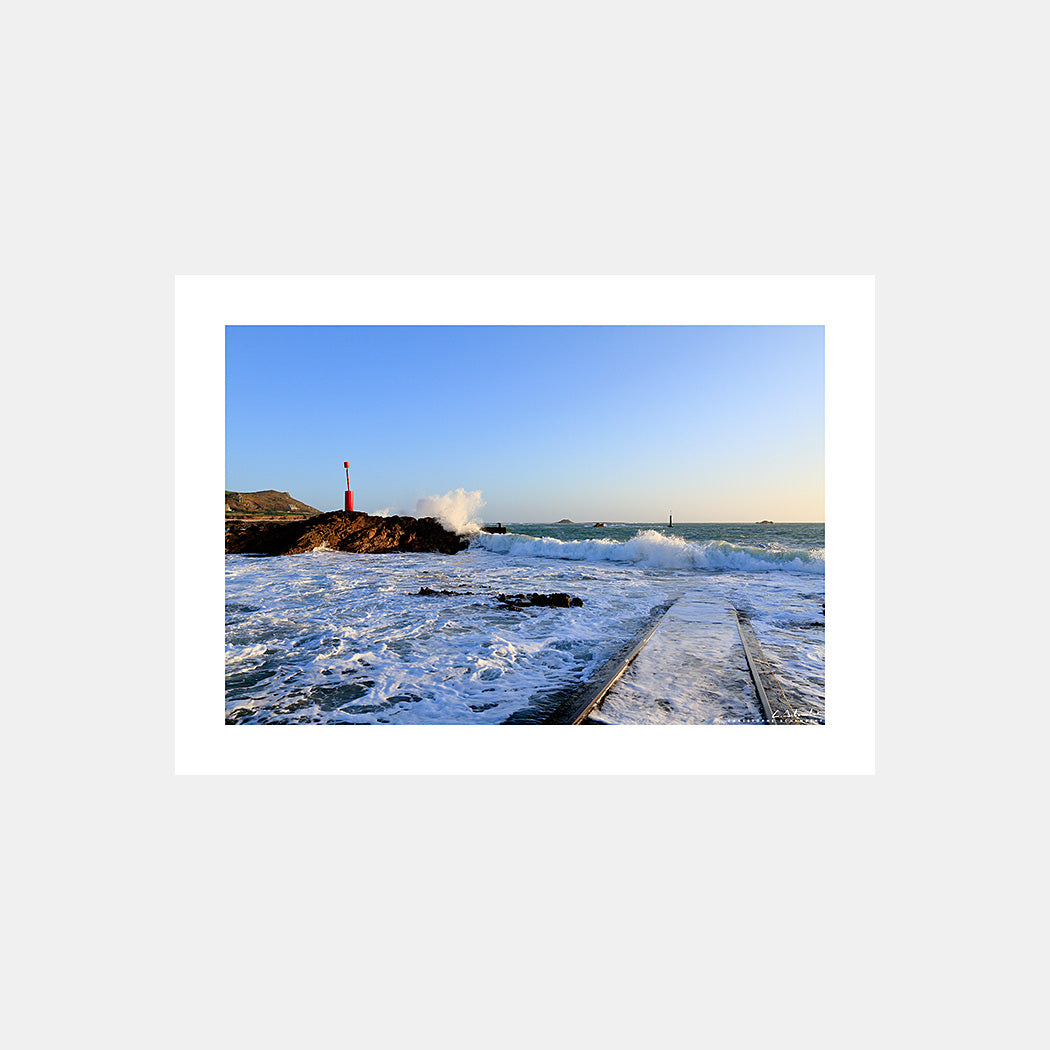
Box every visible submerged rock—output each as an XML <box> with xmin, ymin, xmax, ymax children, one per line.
<box><xmin>496</xmin><ymin>592</ymin><xmax>583</xmax><ymax>609</ymax></box>
<box><xmin>415</xmin><ymin>587</ymin><xmax>584</xmax><ymax>610</ymax></box>
<box><xmin>226</xmin><ymin>511</ymin><xmax>469</xmax><ymax>555</ymax></box>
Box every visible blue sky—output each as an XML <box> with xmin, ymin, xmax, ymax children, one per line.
<box><xmin>225</xmin><ymin>325</ymin><xmax>824</xmax><ymax>522</ymax></box>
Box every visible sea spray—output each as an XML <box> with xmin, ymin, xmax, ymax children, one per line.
<box><xmin>415</xmin><ymin>488</ymin><xmax>486</xmax><ymax>535</ymax></box>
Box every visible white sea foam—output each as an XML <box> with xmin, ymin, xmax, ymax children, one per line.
<box><xmin>472</xmin><ymin>528</ymin><xmax>825</xmax><ymax>573</ymax></box>
<box><xmin>415</xmin><ymin>488</ymin><xmax>486</xmax><ymax>535</ymax></box>
<box><xmin>225</xmin><ymin>548</ymin><xmax>655</xmax><ymax>724</ymax></box>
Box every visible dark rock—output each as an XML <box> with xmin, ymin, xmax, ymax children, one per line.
<box><xmin>226</xmin><ymin>511</ymin><xmax>469</xmax><ymax>555</ymax></box>
<box><xmin>557</xmin><ymin>519</ymin><xmax>573</xmax><ymax>524</ymax></box>
<box><xmin>416</xmin><ymin>588</ymin><xmax>583</xmax><ymax>609</ymax></box>
<box><xmin>756</xmin><ymin>519</ymin><xmax>774</xmax><ymax>524</ymax></box>
<box><xmin>593</xmin><ymin>522</ymin><xmax>605</xmax><ymax>528</ymax></box>
<box><xmin>496</xmin><ymin>592</ymin><xmax>583</xmax><ymax>609</ymax></box>
<box><xmin>481</xmin><ymin>524</ymin><xmax>507</xmax><ymax>534</ymax></box>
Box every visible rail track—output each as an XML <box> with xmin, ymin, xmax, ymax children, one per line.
<box><xmin>540</xmin><ymin>601</ymin><xmax>677</xmax><ymax>724</ymax></box>
<box><xmin>553</xmin><ymin>598</ymin><xmax>822</xmax><ymax>725</ymax></box>
<box><xmin>732</xmin><ymin>608</ymin><xmax>823</xmax><ymax>724</ymax></box>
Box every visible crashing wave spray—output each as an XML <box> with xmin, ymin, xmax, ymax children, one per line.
<box><xmin>415</xmin><ymin>488</ymin><xmax>486</xmax><ymax>535</ymax></box>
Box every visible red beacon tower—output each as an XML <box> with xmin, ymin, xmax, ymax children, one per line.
<box><xmin>343</xmin><ymin>461</ymin><xmax>354</xmax><ymax>514</ymax></box>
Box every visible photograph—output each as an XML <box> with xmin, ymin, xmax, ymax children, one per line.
<box><xmin>225</xmin><ymin>323</ymin><xmax>825</xmax><ymax>726</ymax></box>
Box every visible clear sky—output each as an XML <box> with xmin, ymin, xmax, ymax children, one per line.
<box><xmin>225</xmin><ymin>325</ymin><xmax>824</xmax><ymax>522</ymax></box>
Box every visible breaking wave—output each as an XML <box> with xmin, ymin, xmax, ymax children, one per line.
<box><xmin>415</xmin><ymin>488</ymin><xmax>486</xmax><ymax>535</ymax></box>
<box><xmin>471</xmin><ymin>528</ymin><xmax>824</xmax><ymax>573</ymax></box>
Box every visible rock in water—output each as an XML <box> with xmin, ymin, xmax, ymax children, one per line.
<box><xmin>415</xmin><ymin>588</ymin><xmax>582</xmax><ymax>608</ymax></box>
<box><xmin>496</xmin><ymin>592</ymin><xmax>584</xmax><ymax>608</ymax></box>
<box><xmin>225</xmin><ymin>511</ymin><xmax>469</xmax><ymax>555</ymax></box>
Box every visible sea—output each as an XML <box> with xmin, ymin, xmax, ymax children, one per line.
<box><xmin>225</xmin><ymin>520</ymin><xmax>825</xmax><ymax>725</ymax></box>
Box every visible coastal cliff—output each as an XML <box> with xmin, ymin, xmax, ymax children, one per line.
<box><xmin>225</xmin><ymin>490</ymin><xmax>321</xmax><ymax>517</ymax></box>
<box><xmin>226</xmin><ymin>511</ymin><xmax>469</xmax><ymax>555</ymax></box>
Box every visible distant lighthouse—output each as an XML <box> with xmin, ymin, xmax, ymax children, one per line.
<box><xmin>669</xmin><ymin>513</ymin><xmax>673</xmax><ymax>528</ymax></box>
<box><xmin>344</xmin><ymin>461</ymin><xmax>353</xmax><ymax>514</ymax></box>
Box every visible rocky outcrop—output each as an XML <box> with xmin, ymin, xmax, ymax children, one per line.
<box><xmin>416</xmin><ymin>587</ymin><xmax>583</xmax><ymax>610</ymax></box>
<box><xmin>226</xmin><ymin>511</ymin><xmax>469</xmax><ymax>555</ymax></box>
<box><xmin>496</xmin><ymin>592</ymin><xmax>583</xmax><ymax>609</ymax></box>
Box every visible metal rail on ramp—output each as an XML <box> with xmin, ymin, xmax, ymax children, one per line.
<box><xmin>553</xmin><ymin>600</ymin><xmax>677</xmax><ymax>724</ymax></box>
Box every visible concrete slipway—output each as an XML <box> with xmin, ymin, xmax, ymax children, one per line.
<box><xmin>572</xmin><ymin>595</ymin><xmax>823</xmax><ymax>726</ymax></box>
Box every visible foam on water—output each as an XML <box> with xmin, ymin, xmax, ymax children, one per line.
<box><xmin>225</xmin><ymin>549</ymin><xmax>668</xmax><ymax>724</ymax></box>
<box><xmin>225</xmin><ymin>522</ymin><xmax>825</xmax><ymax>725</ymax></box>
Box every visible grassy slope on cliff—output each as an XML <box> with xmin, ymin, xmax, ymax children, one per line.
<box><xmin>225</xmin><ymin>490</ymin><xmax>322</xmax><ymax>517</ymax></box>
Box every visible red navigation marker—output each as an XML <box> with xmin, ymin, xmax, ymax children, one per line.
<box><xmin>343</xmin><ymin>461</ymin><xmax>353</xmax><ymax>513</ymax></box>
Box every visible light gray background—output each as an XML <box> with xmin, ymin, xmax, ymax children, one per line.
<box><xmin>7</xmin><ymin>2</ymin><xmax>1037</xmax><ymax>1049</ymax></box>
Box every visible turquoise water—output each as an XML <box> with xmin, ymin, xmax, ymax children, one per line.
<box><xmin>473</xmin><ymin>522</ymin><xmax>824</xmax><ymax>574</ymax></box>
<box><xmin>502</xmin><ymin>522</ymin><xmax>823</xmax><ymax>549</ymax></box>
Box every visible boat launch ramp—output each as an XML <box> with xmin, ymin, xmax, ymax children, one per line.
<box><xmin>548</xmin><ymin>594</ymin><xmax>823</xmax><ymax>725</ymax></box>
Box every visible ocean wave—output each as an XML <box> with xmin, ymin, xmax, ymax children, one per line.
<box><xmin>471</xmin><ymin>529</ymin><xmax>825</xmax><ymax>573</ymax></box>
